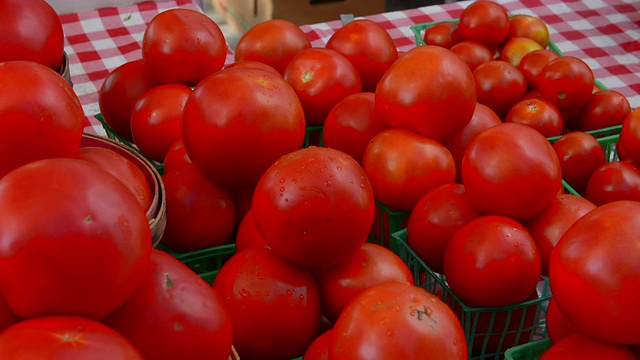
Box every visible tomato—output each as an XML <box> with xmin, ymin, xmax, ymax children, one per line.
<box><xmin>313</xmin><ymin>243</ymin><xmax>413</xmax><ymax>323</ymax></box>
<box><xmin>0</xmin><ymin>0</ymin><xmax>64</xmax><ymax>70</ymax></box>
<box><xmin>540</xmin><ymin>334</ymin><xmax>637</xmax><ymax>360</ymax></box>
<box><xmin>522</xmin><ymin>194</ymin><xmax>595</xmax><ymax>276</ymax></box>
<box><xmin>0</xmin><ymin>316</ymin><xmax>142</xmax><ymax>359</ymax></box>
<box><xmin>450</xmin><ymin>40</ymin><xmax>493</xmax><ymax>72</ymax></box>
<box><xmin>161</xmin><ymin>163</ymin><xmax>236</xmax><ymax>252</ymax></box>
<box><xmin>77</xmin><ymin>146</ymin><xmax>152</xmax><ymax>211</ymax></box>
<box><xmin>546</xmin><ymin>298</ymin><xmax>580</xmax><ymax>344</ymax></box>
<box><xmin>99</xmin><ymin>59</ymin><xmax>159</xmax><ymax>142</ymax></box>
<box><xmin>163</xmin><ymin>139</ymin><xmax>192</xmax><ymax>173</ymax></box>
<box><xmin>518</xmin><ymin>49</ymin><xmax>559</xmax><ymax>91</ymax></box>
<box><xmin>0</xmin><ymin>294</ymin><xmax>19</xmax><ymax>334</ymax></box>
<box><xmin>104</xmin><ymin>250</ymin><xmax>233</xmax><ymax>360</ymax></box>
<box><xmin>552</xmin><ymin>131</ymin><xmax>606</xmax><ymax>194</ymax></box>
<box><xmin>584</xmin><ymin>161</ymin><xmax>640</xmax><ymax>205</ymax></box>
<box><xmin>505</xmin><ymin>97</ymin><xmax>563</xmax><ymax>137</ymax></box>
<box><xmin>303</xmin><ymin>329</ymin><xmax>332</xmax><ymax>360</ymax></box>
<box><xmin>462</xmin><ymin>123</ymin><xmax>562</xmax><ymax>220</ymax></box>
<box><xmin>252</xmin><ymin>146</ymin><xmax>374</xmax><ymax>268</ymax></box>
<box><xmin>224</xmin><ymin>59</ymin><xmax>281</xmax><ymax>74</ymax></box>
<box><xmin>363</xmin><ymin>128</ymin><xmax>456</xmax><ymax>212</ymax></box>
<box><xmin>615</xmin><ymin>109</ymin><xmax>640</xmax><ymax>164</ymax></box>
<box><xmin>0</xmin><ymin>158</ymin><xmax>151</xmax><ymax>319</ymax></box>
<box><xmin>234</xmin><ymin>19</ymin><xmax>311</xmax><ymax>74</ymax></box>
<box><xmin>326</xmin><ymin>19</ymin><xmax>399</xmax><ymax>92</ymax></box>
<box><xmin>142</xmin><ymin>8</ymin><xmax>227</xmax><ymax>85</ymax></box>
<box><xmin>182</xmin><ymin>67</ymin><xmax>305</xmax><ymax>188</ymax></box>
<box><xmin>539</xmin><ymin>56</ymin><xmax>595</xmax><ymax>111</ymax></box>
<box><xmin>501</xmin><ymin>37</ymin><xmax>544</xmax><ymax>67</ymax></box>
<box><xmin>508</xmin><ymin>14</ymin><xmax>550</xmax><ymax>48</ymax></box>
<box><xmin>572</xmin><ymin>89</ymin><xmax>632</xmax><ymax>131</ymax></box>
<box><xmin>0</xmin><ymin>61</ymin><xmax>84</xmax><ymax>179</ymax></box>
<box><xmin>443</xmin><ymin>215</ymin><xmax>541</xmax><ymax>307</ymax></box>
<box><xmin>473</xmin><ymin>60</ymin><xmax>527</xmax><ymax>119</ymax></box>
<box><xmin>458</xmin><ymin>0</ymin><xmax>510</xmax><ymax>47</ymax></box>
<box><xmin>235</xmin><ymin>210</ymin><xmax>269</xmax><ymax>252</ymax></box>
<box><xmin>283</xmin><ymin>47</ymin><xmax>362</xmax><ymax>126</ymax></box>
<box><xmin>330</xmin><ymin>282</ymin><xmax>467</xmax><ymax>360</ymax></box>
<box><xmin>375</xmin><ymin>45</ymin><xmax>476</xmax><ymax>143</ymax></box>
<box><xmin>213</xmin><ymin>248</ymin><xmax>322</xmax><ymax>360</ymax></box>
<box><xmin>130</xmin><ymin>84</ymin><xmax>191</xmax><ymax>162</ymax></box>
<box><xmin>423</xmin><ymin>21</ymin><xmax>461</xmax><ymax>49</ymax></box>
<box><xmin>230</xmin><ymin>185</ymin><xmax>254</xmax><ymax>229</ymax></box>
<box><xmin>407</xmin><ymin>183</ymin><xmax>482</xmax><ymax>274</ymax></box>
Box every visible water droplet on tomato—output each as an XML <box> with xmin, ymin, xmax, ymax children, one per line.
<box><xmin>379</xmin><ymin>317</ymin><xmax>389</xmax><ymax>325</ymax></box>
<box><xmin>279</xmin><ymin>187</ymin><xmax>285</xmax><ymax>192</ymax></box>
<box><xmin>325</xmin><ymin>180</ymin><xmax>332</xmax><ymax>187</ymax></box>
<box><xmin>359</xmin><ymin>183</ymin><xmax>365</xmax><ymax>188</ymax></box>
<box><xmin>386</xmin><ymin>329</ymin><xmax>395</xmax><ymax>337</ymax></box>
<box><xmin>286</xmin><ymin>290</ymin><xmax>293</xmax><ymax>297</ymax></box>
<box><xmin>336</xmin><ymin>166</ymin><xmax>342</xmax><ymax>171</ymax></box>
<box><xmin>284</xmin><ymin>198</ymin><xmax>289</xmax><ymax>202</ymax></box>
<box><xmin>299</xmin><ymin>294</ymin><xmax>305</xmax><ymax>301</ymax></box>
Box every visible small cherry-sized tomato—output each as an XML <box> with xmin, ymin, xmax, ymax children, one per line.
<box><xmin>424</xmin><ymin>21</ymin><xmax>461</xmax><ymax>49</ymax></box>
<box><xmin>505</xmin><ymin>97</ymin><xmax>563</xmax><ymax>137</ymax></box>
<box><xmin>508</xmin><ymin>14</ymin><xmax>550</xmax><ymax>48</ymax></box>
<box><xmin>450</xmin><ymin>40</ymin><xmax>493</xmax><ymax>72</ymax></box>
<box><xmin>518</xmin><ymin>49</ymin><xmax>559</xmax><ymax>91</ymax></box>
<box><xmin>584</xmin><ymin>161</ymin><xmax>640</xmax><ymax>205</ymax></box>
<box><xmin>473</xmin><ymin>60</ymin><xmax>528</xmax><ymax>119</ymax></box>
<box><xmin>539</xmin><ymin>56</ymin><xmax>595</xmax><ymax>111</ymax></box>
<box><xmin>574</xmin><ymin>89</ymin><xmax>632</xmax><ymax>131</ymax></box>
<box><xmin>618</xmin><ymin>109</ymin><xmax>640</xmax><ymax>164</ymax></box>
<box><xmin>458</xmin><ymin>0</ymin><xmax>510</xmax><ymax>47</ymax></box>
<box><xmin>501</xmin><ymin>37</ymin><xmax>544</xmax><ymax>67</ymax></box>
<box><xmin>552</xmin><ymin>131</ymin><xmax>606</xmax><ymax>194</ymax></box>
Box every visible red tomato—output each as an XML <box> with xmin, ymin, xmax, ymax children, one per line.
<box><xmin>473</xmin><ymin>60</ymin><xmax>527</xmax><ymax>118</ymax></box>
<box><xmin>182</xmin><ymin>67</ymin><xmax>306</xmax><ymax>188</ymax></box>
<box><xmin>322</xmin><ymin>92</ymin><xmax>387</xmax><ymax>164</ymax></box>
<box><xmin>104</xmin><ymin>250</ymin><xmax>233</xmax><ymax>360</ymax></box>
<box><xmin>505</xmin><ymin>98</ymin><xmax>563</xmax><ymax>137</ymax></box>
<box><xmin>539</xmin><ymin>56</ymin><xmax>595</xmax><ymax>111</ymax></box>
<box><xmin>450</xmin><ymin>40</ymin><xmax>493</xmax><ymax>72</ymax></box>
<box><xmin>0</xmin><ymin>294</ymin><xmax>19</xmax><ymax>334</ymax></box>
<box><xmin>407</xmin><ymin>183</ymin><xmax>482</xmax><ymax>274</ymax></box>
<box><xmin>423</xmin><ymin>21</ymin><xmax>461</xmax><ymax>49</ymax></box>
<box><xmin>615</xmin><ymin>109</ymin><xmax>640</xmax><ymax>164</ymax></box>
<box><xmin>546</xmin><ymin>298</ymin><xmax>580</xmax><ymax>344</ymax></box>
<box><xmin>213</xmin><ymin>248</ymin><xmax>321</xmax><ymax>360</ymax></box>
<box><xmin>330</xmin><ymin>282</ymin><xmax>467</xmax><ymax>360</ymax></box>
<box><xmin>130</xmin><ymin>84</ymin><xmax>191</xmax><ymax>162</ymax></box>
<box><xmin>522</xmin><ymin>194</ymin><xmax>596</xmax><ymax>276</ymax></box>
<box><xmin>223</xmin><ymin>59</ymin><xmax>281</xmax><ymax>74</ymax></box>
<box><xmin>252</xmin><ymin>147</ymin><xmax>374</xmax><ymax>268</ymax></box>
<box><xmin>161</xmin><ymin>163</ymin><xmax>236</xmax><ymax>252</ymax></box>
<box><xmin>572</xmin><ymin>90</ymin><xmax>632</xmax><ymax>131</ymax></box>
<box><xmin>303</xmin><ymin>329</ymin><xmax>332</xmax><ymax>360</ymax></box>
<box><xmin>552</xmin><ymin>132</ymin><xmax>606</xmax><ymax>194</ymax></box>
<box><xmin>443</xmin><ymin>215</ymin><xmax>541</xmax><ymax>307</ymax></box>
<box><xmin>540</xmin><ymin>334</ymin><xmax>637</xmax><ymax>360</ymax></box>
<box><xmin>458</xmin><ymin>0</ymin><xmax>510</xmax><ymax>47</ymax></box>
<box><xmin>376</xmin><ymin>46</ymin><xmax>476</xmax><ymax>143</ymax></box>
<box><xmin>0</xmin><ymin>61</ymin><xmax>84</xmax><ymax>179</ymax></box>
<box><xmin>518</xmin><ymin>49</ymin><xmax>559</xmax><ymax>91</ymax></box>
<box><xmin>550</xmin><ymin>201</ymin><xmax>640</xmax><ymax>344</ymax></box>
<box><xmin>99</xmin><ymin>59</ymin><xmax>159</xmax><ymax>142</ymax></box>
<box><xmin>283</xmin><ymin>47</ymin><xmax>362</xmax><ymax>126</ymax></box>
<box><xmin>508</xmin><ymin>14</ymin><xmax>550</xmax><ymax>48</ymax></box>
<box><xmin>235</xmin><ymin>210</ymin><xmax>269</xmax><ymax>252</ymax></box>
<box><xmin>584</xmin><ymin>161</ymin><xmax>640</xmax><ymax>205</ymax></box>
<box><xmin>313</xmin><ymin>243</ymin><xmax>413</xmax><ymax>323</ymax></box>
<box><xmin>77</xmin><ymin>147</ymin><xmax>152</xmax><ymax>211</ymax></box>
<box><xmin>326</xmin><ymin>19</ymin><xmax>399</xmax><ymax>92</ymax></box>
<box><xmin>363</xmin><ymin>128</ymin><xmax>456</xmax><ymax>211</ymax></box>
<box><xmin>501</xmin><ymin>37</ymin><xmax>544</xmax><ymax>67</ymax></box>
<box><xmin>142</xmin><ymin>8</ymin><xmax>227</xmax><ymax>85</ymax></box>
<box><xmin>462</xmin><ymin>123</ymin><xmax>562</xmax><ymax>220</ymax></box>
<box><xmin>0</xmin><ymin>0</ymin><xmax>64</xmax><ymax>70</ymax></box>
<box><xmin>0</xmin><ymin>316</ymin><xmax>142</xmax><ymax>359</ymax></box>
<box><xmin>163</xmin><ymin>139</ymin><xmax>192</xmax><ymax>173</ymax></box>
<box><xmin>234</xmin><ymin>19</ymin><xmax>311</xmax><ymax>74</ymax></box>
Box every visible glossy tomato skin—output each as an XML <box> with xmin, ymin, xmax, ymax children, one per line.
<box><xmin>234</xmin><ymin>19</ymin><xmax>311</xmax><ymax>74</ymax></box>
<box><xmin>539</xmin><ymin>56</ymin><xmax>595</xmax><ymax>111</ymax></box>
<box><xmin>213</xmin><ymin>248</ymin><xmax>321</xmax><ymax>360</ymax></box>
<box><xmin>235</xmin><ymin>210</ymin><xmax>269</xmax><ymax>252</ymax></box>
<box><xmin>550</xmin><ymin>201</ymin><xmax>640</xmax><ymax>344</ymax></box>
<box><xmin>363</xmin><ymin>128</ymin><xmax>456</xmax><ymax>212</ymax></box>
<box><xmin>450</xmin><ymin>40</ymin><xmax>493</xmax><ymax>72</ymax></box>
<box><xmin>142</xmin><ymin>8</ymin><xmax>227</xmax><ymax>85</ymax></box>
<box><xmin>330</xmin><ymin>282</ymin><xmax>467</xmax><ymax>360</ymax></box>
<box><xmin>500</xmin><ymin>37</ymin><xmax>544</xmax><ymax>68</ymax></box>
<box><xmin>424</xmin><ymin>21</ymin><xmax>461</xmax><ymax>49</ymax></box>
<box><xmin>546</xmin><ymin>298</ymin><xmax>580</xmax><ymax>344</ymax></box>
<box><xmin>375</xmin><ymin>45</ymin><xmax>476</xmax><ymax>143</ymax></box>
<box><xmin>552</xmin><ymin>131</ymin><xmax>606</xmax><ymax>194</ymax></box>
<box><xmin>616</xmin><ymin>108</ymin><xmax>640</xmax><ymax>164</ymax></box>
<box><xmin>0</xmin><ymin>158</ymin><xmax>151</xmax><ymax>319</ymax></box>
<box><xmin>0</xmin><ymin>0</ymin><xmax>64</xmax><ymax>70</ymax></box>
<box><xmin>0</xmin><ymin>61</ymin><xmax>84</xmax><ymax>179</ymax></box>
<box><xmin>458</xmin><ymin>0</ymin><xmax>510</xmax><ymax>47</ymax></box>
<box><xmin>303</xmin><ymin>329</ymin><xmax>332</xmax><ymax>360</ymax></box>
<box><xmin>284</xmin><ymin>47</ymin><xmax>362</xmax><ymax>126</ymax></box>
<box><xmin>473</xmin><ymin>60</ymin><xmax>527</xmax><ymax>119</ymax></box>
<box><xmin>463</xmin><ymin>123</ymin><xmax>562</xmax><ymax>220</ymax></box>
<box><xmin>182</xmin><ymin>67</ymin><xmax>306</xmax><ymax>188</ymax></box>
<box><xmin>540</xmin><ymin>334</ymin><xmax>637</xmax><ymax>360</ymax></box>
<box><xmin>584</xmin><ymin>161</ymin><xmax>640</xmax><ymax>205</ymax></box>
<box><xmin>252</xmin><ymin>147</ymin><xmax>374</xmax><ymax>268</ymax></box>
<box><xmin>573</xmin><ymin>90</ymin><xmax>632</xmax><ymax>131</ymax></box>
<box><xmin>326</xmin><ymin>19</ymin><xmax>399</xmax><ymax>92</ymax></box>
<box><xmin>518</xmin><ymin>49</ymin><xmax>559</xmax><ymax>92</ymax></box>
<box><xmin>505</xmin><ymin>97</ymin><xmax>563</xmax><ymax>137</ymax></box>
<box><xmin>104</xmin><ymin>250</ymin><xmax>233</xmax><ymax>360</ymax></box>
<box><xmin>0</xmin><ymin>316</ymin><xmax>142</xmax><ymax>359</ymax></box>
<box><xmin>163</xmin><ymin>139</ymin><xmax>192</xmax><ymax>173</ymax></box>
<box><xmin>508</xmin><ymin>14</ymin><xmax>550</xmax><ymax>48</ymax></box>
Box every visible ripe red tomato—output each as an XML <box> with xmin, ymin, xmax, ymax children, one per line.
<box><xmin>505</xmin><ymin>97</ymin><xmax>563</xmax><ymax>137</ymax></box>
<box><xmin>235</xmin><ymin>210</ymin><xmax>269</xmax><ymax>252</ymax></box>
<box><xmin>539</xmin><ymin>56</ymin><xmax>595</xmax><ymax>111</ymax></box>
<box><xmin>450</xmin><ymin>40</ymin><xmax>493</xmax><ymax>72</ymax></box>
<box><xmin>104</xmin><ymin>250</ymin><xmax>233</xmax><ymax>360</ymax></box>
<box><xmin>0</xmin><ymin>316</ymin><xmax>142</xmax><ymax>359</ymax></box>
<box><xmin>473</xmin><ymin>60</ymin><xmax>528</xmax><ymax>118</ymax></box>
<box><xmin>375</xmin><ymin>45</ymin><xmax>476</xmax><ymax>143</ymax></box>
<box><xmin>224</xmin><ymin>59</ymin><xmax>281</xmax><ymax>74</ymax></box>
<box><xmin>0</xmin><ymin>0</ymin><xmax>64</xmax><ymax>71</ymax></box>
<box><xmin>163</xmin><ymin>139</ymin><xmax>192</xmax><ymax>173</ymax></box>
<box><xmin>0</xmin><ymin>295</ymin><xmax>19</xmax><ymax>334</ymax></box>
<box><xmin>313</xmin><ymin>243</ymin><xmax>413</xmax><ymax>323</ymax></box>
<box><xmin>130</xmin><ymin>84</ymin><xmax>191</xmax><ymax>162</ymax></box>
<box><xmin>182</xmin><ymin>67</ymin><xmax>305</xmax><ymax>188</ymax></box>
<box><xmin>0</xmin><ymin>158</ymin><xmax>151</xmax><ymax>319</ymax></box>
<box><xmin>458</xmin><ymin>0</ymin><xmax>510</xmax><ymax>47</ymax></box>
<box><xmin>552</xmin><ymin>131</ymin><xmax>606</xmax><ymax>194</ymax></box>
<box><xmin>540</xmin><ymin>334</ymin><xmax>637</xmax><ymax>360</ymax></box>
<box><xmin>252</xmin><ymin>147</ymin><xmax>374</xmax><ymax>268</ymax></box>
<box><xmin>99</xmin><ymin>59</ymin><xmax>159</xmax><ymax>142</ymax></box>
<box><xmin>407</xmin><ymin>183</ymin><xmax>481</xmax><ymax>274</ymax></box>
<box><xmin>462</xmin><ymin>123</ymin><xmax>562</xmax><ymax>220</ymax></box>
<box><xmin>443</xmin><ymin>215</ymin><xmax>541</xmax><ymax>307</ymax></box>
<box><xmin>546</xmin><ymin>298</ymin><xmax>580</xmax><ymax>344</ymax></box>
<box><xmin>363</xmin><ymin>128</ymin><xmax>456</xmax><ymax>212</ymax></box>
<box><xmin>234</xmin><ymin>19</ymin><xmax>311</xmax><ymax>74</ymax></box>
<box><xmin>283</xmin><ymin>47</ymin><xmax>362</xmax><ymax>126</ymax></box>
<box><xmin>330</xmin><ymin>282</ymin><xmax>467</xmax><ymax>360</ymax></box>
<box><xmin>161</xmin><ymin>163</ymin><xmax>236</xmax><ymax>252</ymax></box>
<box><xmin>213</xmin><ymin>248</ymin><xmax>321</xmax><ymax>359</ymax></box>
<box><xmin>0</xmin><ymin>61</ymin><xmax>84</xmax><ymax>179</ymax></box>
<box><xmin>584</xmin><ymin>161</ymin><xmax>640</xmax><ymax>205</ymax></box>
<box><xmin>615</xmin><ymin>109</ymin><xmax>640</xmax><ymax>164</ymax></box>
<box><xmin>572</xmin><ymin>90</ymin><xmax>632</xmax><ymax>131</ymax></box>
<box><xmin>326</xmin><ymin>19</ymin><xmax>399</xmax><ymax>92</ymax></box>
<box><xmin>142</xmin><ymin>8</ymin><xmax>227</xmax><ymax>85</ymax></box>
<box><xmin>303</xmin><ymin>329</ymin><xmax>332</xmax><ymax>360</ymax></box>
<box><xmin>518</xmin><ymin>49</ymin><xmax>559</xmax><ymax>91</ymax></box>
<box><xmin>424</xmin><ymin>21</ymin><xmax>461</xmax><ymax>49</ymax></box>
<box><xmin>501</xmin><ymin>37</ymin><xmax>544</xmax><ymax>67</ymax></box>
<box><xmin>508</xmin><ymin>14</ymin><xmax>550</xmax><ymax>48</ymax></box>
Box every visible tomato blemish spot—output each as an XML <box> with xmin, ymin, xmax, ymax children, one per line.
<box><xmin>85</xmin><ymin>214</ymin><xmax>92</xmax><ymax>223</ymax></box>
<box><xmin>302</xmin><ymin>71</ymin><xmax>313</xmax><ymax>82</ymax></box>
<box><xmin>164</xmin><ymin>273</ymin><xmax>175</xmax><ymax>288</ymax></box>
<box><xmin>558</xmin><ymin>91</ymin><xmax>566</xmax><ymax>100</ymax></box>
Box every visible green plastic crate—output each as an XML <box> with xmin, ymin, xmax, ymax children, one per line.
<box><xmin>155</xmin><ymin>242</ymin><xmax>236</xmax><ymax>284</ymax></box>
<box><xmin>368</xmin><ymin>201</ymin><xmax>410</xmax><ymax>252</ymax></box>
<box><xmin>504</xmin><ymin>338</ymin><xmax>551</xmax><ymax>360</ymax></box>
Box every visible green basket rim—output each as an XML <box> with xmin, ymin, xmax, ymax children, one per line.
<box><xmin>503</xmin><ymin>338</ymin><xmax>551</xmax><ymax>360</ymax></box>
